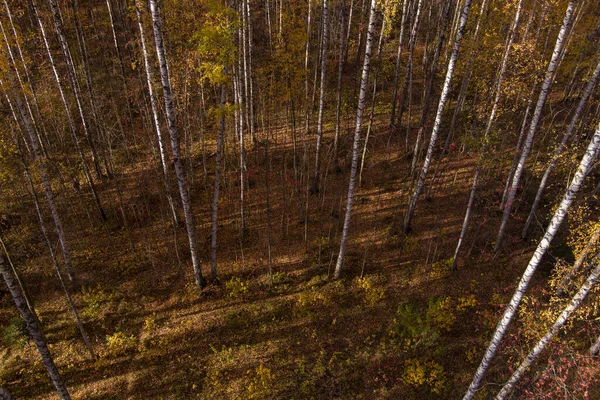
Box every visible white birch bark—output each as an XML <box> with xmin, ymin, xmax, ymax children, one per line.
<box><xmin>135</xmin><ymin>0</ymin><xmax>178</xmax><ymax>225</ymax></box>
<box><xmin>359</xmin><ymin>16</ymin><xmax>386</xmax><ymax>187</ymax></box>
<box><xmin>3</xmin><ymin>0</ymin><xmax>50</xmax><ymax>153</ymax></box>
<box><xmin>403</xmin><ymin>0</ymin><xmax>472</xmax><ymax>233</ymax></box>
<box><xmin>463</xmin><ymin>122</ymin><xmax>600</xmax><ymax>400</ymax></box>
<box><xmin>311</xmin><ymin>0</ymin><xmax>329</xmax><ymax>193</ymax></box>
<box><xmin>500</xmin><ymin>82</ymin><xmax>537</xmax><ymax>210</ymax></box>
<box><xmin>496</xmin><ymin>256</ymin><xmax>600</xmax><ymax>399</ymax></box>
<box><xmin>333</xmin><ymin>0</ymin><xmax>347</xmax><ymax>164</ymax></box>
<box><xmin>397</xmin><ymin>0</ymin><xmax>423</xmax><ymax>131</ymax></box>
<box><xmin>211</xmin><ymin>86</ymin><xmax>225</xmax><ymax>282</ymax></box>
<box><xmin>495</xmin><ymin>1</ymin><xmax>577</xmax><ymax>252</ymax></box>
<box><xmin>557</xmin><ymin>223</ymin><xmax>600</xmax><ymax>296</ymax></box>
<box><xmin>22</xmin><ymin>162</ymin><xmax>95</xmax><ymax>360</ymax></box>
<box><xmin>334</xmin><ymin>0</ymin><xmax>376</xmax><ymax>279</ymax></box>
<box><xmin>106</xmin><ymin>0</ymin><xmax>132</xmax><ymax>121</ymax></box>
<box><xmin>451</xmin><ymin>0</ymin><xmax>523</xmax><ymax>270</ymax></box>
<box><xmin>590</xmin><ymin>333</ymin><xmax>600</xmax><ymax>356</ymax></box>
<box><xmin>0</xmin><ymin>256</ymin><xmax>71</xmax><ymax>400</ymax></box>
<box><xmin>522</xmin><ymin>58</ymin><xmax>600</xmax><ymax>238</ymax></box>
<box><xmin>4</xmin><ymin>74</ymin><xmax>78</xmax><ymax>289</ymax></box>
<box><xmin>389</xmin><ymin>0</ymin><xmax>409</xmax><ymax>127</ymax></box>
<box><xmin>33</xmin><ymin>0</ymin><xmax>107</xmax><ymax>222</ymax></box>
<box><xmin>47</xmin><ymin>0</ymin><xmax>103</xmax><ymax>181</ymax></box>
<box><xmin>246</xmin><ymin>0</ymin><xmax>255</xmax><ymax>143</ymax></box>
<box><xmin>149</xmin><ymin>0</ymin><xmax>204</xmax><ymax>288</ymax></box>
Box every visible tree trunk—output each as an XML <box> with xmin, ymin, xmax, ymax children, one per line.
<box><xmin>522</xmin><ymin>57</ymin><xmax>600</xmax><ymax>239</ymax></box>
<box><xmin>106</xmin><ymin>0</ymin><xmax>133</xmax><ymax>122</ymax></box>
<box><xmin>389</xmin><ymin>0</ymin><xmax>409</xmax><ymax>127</ymax></box>
<box><xmin>451</xmin><ymin>0</ymin><xmax>523</xmax><ymax>270</ymax></box>
<box><xmin>333</xmin><ymin>1</ymin><xmax>347</xmax><ymax>167</ymax></box>
<box><xmin>211</xmin><ymin>86</ymin><xmax>225</xmax><ymax>282</ymax></box>
<box><xmin>463</xmin><ymin>121</ymin><xmax>600</xmax><ymax>400</ymax></box>
<box><xmin>135</xmin><ymin>0</ymin><xmax>178</xmax><ymax>225</ymax></box>
<box><xmin>495</xmin><ymin>1</ymin><xmax>577</xmax><ymax>252</ymax></box>
<box><xmin>5</xmin><ymin>72</ymin><xmax>79</xmax><ymax>289</ymax></box>
<box><xmin>0</xmin><ymin>256</ymin><xmax>71</xmax><ymax>400</ymax></box>
<box><xmin>311</xmin><ymin>0</ymin><xmax>329</xmax><ymax>194</ymax></box>
<box><xmin>495</xmin><ymin>255</ymin><xmax>600</xmax><ymax>399</ymax></box>
<box><xmin>22</xmin><ymin>162</ymin><xmax>95</xmax><ymax>360</ymax></box>
<box><xmin>397</xmin><ymin>0</ymin><xmax>423</xmax><ymax>133</ymax></box>
<box><xmin>47</xmin><ymin>0</ymin><xmax>103</xmax><ymax>181</ymax></box>
<box><xmin>149</xmin><ymin>0</ymin><xmax>204</xmax><ymax>288</ymax></box>
<box><xmin>557</xmin><ymin>223</ymin><xmax>600</xmax><ymax>296</ymax></box>
<box><xmin>34</xmin><ymin>0</ymin><xmax>107</xmax><ymax>222</ymax></box>
<box><xmin>333</xmin><ymin>0</ymin><xmax>376</xmax><ymax>279</ymax></box>
<box><xmin>590</xmin><ymin>333</ymin><xmax>600</xmax><ymax>356</ymax></box>
<box><xmin>403</xmin><ymin>0</ymin><xmax>472</xmax><ymax>234</ymax></box>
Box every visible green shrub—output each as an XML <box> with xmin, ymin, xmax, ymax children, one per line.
<box><xmin>402</xmin><ymin>358</ymin><xmax>447</xmax><ymax>394</ymax></box>
<box><xmin>106</xmin><ymin>331</ymin><xmax>137</xmax><ymax>356</ymax></box>
<box><xmin>356</xmin><ymin>276</ymin><xmax>386</xmax><ymax>306</ymax></box>
<box><xmin>2</xmin><ymin>316</ymin><xmax>28</xmax><ymax>347</ymax></box>
<box><xmin>225</xmin><ymin>277</ymin><xmax>249</xmax><ymax>299</ymax></box>
<box><xmin>389</xmin><ymin>296</ymin><xmax>455</xmax><ymax>350</ymax></box>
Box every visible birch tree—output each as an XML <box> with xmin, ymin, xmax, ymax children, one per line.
<box><xmin>463</xmin><ymin>122</ymin><xmax>600</xmax><ymax>400</ymax></box>
<box><xmin>47</xmin><ymin>0</ymin><xmax>103</xmax><ymax>181</ymax></box>
<box><xmin>495</xmin><ymin>255</ymin><xmax>600</xmax><ymax>399</ymax></box>
<box><xmin>211</xmin><ymin>86</ymin><xmax>225</xmax><ymax>282</ymax></box>
<box><xmin>389</xmin><ymin>0</ymin><xmax>409</xmax><ymax>127</ymax></box>
<box><xmin>311</xmin><ymin>0</ymin><xmax>329</xmax><ymax>194</ymax></box>
<box><xmin>403</xmin><ymin>0</ymin><xmax>472</xmax><ymax>234</ymax></box>
<box><xmin>495</xmin><ymin>1</ymin><xmax>577</xmax><ymax>252</ymax></box>
<box><xmin>522</xmin><ymin>57</ymin><xmax>600</xmax><ymax>238</ymax></box>
<box><xmin>135</xmin><ymin>0</ymin><xmax>178</xmax><ymax>225</ymax></box>
<box><xmin>3</xmin><ymin>75</ymin><xmax>78</xmax><ymax>289</ymax></box>
<box><xmin>0</xmin><ymin>256</ymin><xmax>71</xmax><ymax>400</ymax></box>
<box><xmin>451</xmin><ymin>0</ymin><xmax>523</xmax><ymax>270</ymax></box>
<box><xmin>149</xmin><ymin>0</ymin><xmax>204</xmax><ymax>288</ymax></box>
<box><xmin>334</xmin><ymin>0</ymin><xmax>376</xmax><ymax>279</ymax></box>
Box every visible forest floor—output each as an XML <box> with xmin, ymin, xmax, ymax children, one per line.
<box><xmin>0</xmin><ymin>95</ymin><xmax>594</xmax><ymax>399</ymax></box>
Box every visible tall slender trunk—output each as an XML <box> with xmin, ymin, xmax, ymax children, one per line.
<box><xmin>333</xmin><ymin>1</ymin><xmax>347</xmax><ymax>166</ymax></box>
<box><xmin>496</xmin><ymin>255</ymin><xmax>600</xmax><ymax>399</ymax></box>
<box><xmin>451</xmin><ymin>0</ymin><xmax>523</xmax><ymax>270</ymax></box>
<box><xmin>3</xmin><ymin>0</ymin><xmax>50</xmax><ymax>153</ymax></box>
<box><xmin>311</xmin><ymin>0</ymin><xmax>329</xmax><ymax>193</ymax></box>
<box><xmin>34</xmin><ymin>0</ymin><xmax>107</xmax><ymax>222</ymax></box>
<box><xmin>106</xmin><ymin>0</ymin><xmax>133</xmax><ymax>122</ymax></box>
<box><xmin>495</xmin><ymin>1</ymin><xmax>577</xmax><ymax>252</ymax></box>
<box><xmin>557</xmin><ymin>221</ymin><xmax>600</xmax><ymax>296</ymax></box>
<box><xmin>0</xmin><ymin>256</ymin><xmax>71</xmax><ymax>400</ymax></box>
<box><xmin>403</xmin><ymin>0</ymin><xmax>472</xmax><ymax>233</ymax></box>
<box><xmin>22</xmin><ymin>162</ymin><xmax>95</xmax><ymax>360</ymax></box>
<box><xmin>211</xmin><ymin>86</ymin><xmax>225</xmax><ymax>282</ymax></box>
<box><xmin>522</xmin><ymin>57</ymin><xmax>600</xmax><ymax>238</ymax></box>
<box><xmin>359</xmin><ymin>16</ymin><xmax>386</xmax><ymax>187</ymax></box>
<box><xmin>334</xmin><ymin>0</ymin><xmax>376</xmax><ymax>279</ymax></box>
<box><xmin>389</xmin><ymin>0</ymin><xmax>409</xmax><ymax>127</ymax></box>
<box><xmin>397</xmin><ymin>0</ymin><xmax>423</xmax><ymax>131</ymax></box>
<box><xmin>135</xmin><ymin>0</ymin><xmax>178</xmax><ymax>225</ymax></box>
<box><xmin>47</xmin><ymin>0</ymin><xmax>103</xmax><ymax>180</ymax></box>
<box><xmin>246</xmin><ymin>0</ymin><xmax>255</xmax><ymax>143</ymax></box>
<box><xmin>149</xmin><ymin>0</ymin><xmax>204</xmax><ymax>288</ymax></box>
<box><xmin>463</xmin><ymin>122</ymin><xmax>600</xmax><ymax>400</ymax></box>
<box><xmin>4</xmin><ymin>74</ymin><xmax>78</xmax><ymax>289</ymax></box>
<box><xmin>500</xmin><ymin>82</ymin><xmax>537</xmax><ymax>210</ymax></box>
